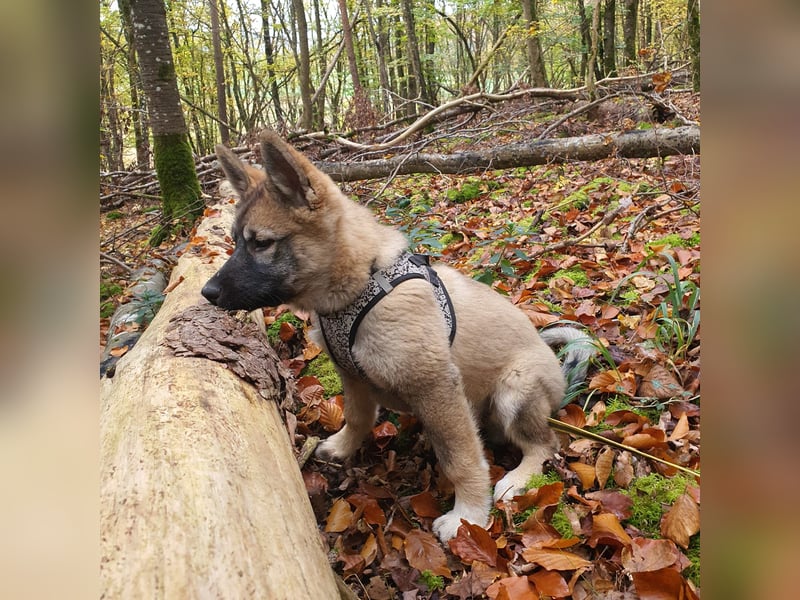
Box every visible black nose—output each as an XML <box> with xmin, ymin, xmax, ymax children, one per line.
<box><xmin>201</xmin><ymin>278</ymin><xmax>221</xmax><ymax>305</ymax></box>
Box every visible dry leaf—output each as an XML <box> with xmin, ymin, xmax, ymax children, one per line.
<box><xmin>530</xmin><ymin>569</ymin><xmax>570</xmax><ymax>598</ymax></box>
<box><xmin>621</xmin><ymin>537</ymin><xmax>681</xmax><ymax>573</ymax></box>
<box><xmin>448</xmin><ymin>520</ymin><xmax>498</xmax><ymax>567</ymax></box>
<box><xmin>595</xmin><ymin>447</ymin><xmax>615</xmax><ymax>489</ymax></box>
<box><xmin>487</xmin><ymin>576</ymin><xmax>538</xmax><ymax>600</ymax></box>
<box><xmin>639</xmin><ymin>364</ymin><xmax>683</xmax><ymax>399</ymax></box>
<box><xmin>404</xmin><ymin>529</ymin><xmax>451</xmax><ymax>578</ymax></box>
<box><xmin>319</xmin><ymin>397</ymin><xmax>344</xmax><ymax>432</ymax></box>
<box><xmin>410</xmin><ymin>491</ymin><xmax>442</xmax><ymax>519</ymax></box>
<box><xmin>660</xmin><ymin>493</ymin><xmax>700</xmax><ymax>549</ymax></box>
<box><xmin>570</xmin><ymin>462</ymin><xmax>596</xmax><ymax>490</ymax></box>
<box><xmin>521</xmin><ymin>547</ymin><xmax>592</xmax><ymax>571</ymax></box>
<box><xmin>325</xmin><ymin>498</ymin><xmax>354</xmax><ymax>533</ymax></box>
<box><xmin>587</xmin><ymin>512</ymin><xmax>632</xmax><ymax>548</ymax></box>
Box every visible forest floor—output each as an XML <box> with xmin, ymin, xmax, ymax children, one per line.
<box><xmin>100</xmin><ymin>91</ymin><xmax>700</xmax><ymax>599</ymax></box>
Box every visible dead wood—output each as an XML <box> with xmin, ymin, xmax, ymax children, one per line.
<box><xmin>100</xmin><ymin>198</ymin><xmax>340</xmax><ymax>598</ymax></box>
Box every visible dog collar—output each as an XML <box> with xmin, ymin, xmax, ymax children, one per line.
<box><xmin>317</xmin><ymin>252</ymin><xmax>456</xmax><ymax>379</ymax></box>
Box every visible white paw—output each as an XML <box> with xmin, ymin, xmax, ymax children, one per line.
<box><xmin>432</xmin><ymin>500</ymin><xmax>490</xmax><ymax>542</ymax></box>
<box><xmin>493</xmin><ymin>470</ymin><xmax>529</xmax><ymax>503</ymax></box>
<box><xmin>315</xmin><ymin>429</ymin><xmax>359</xmax><ymax>461</ymax></box>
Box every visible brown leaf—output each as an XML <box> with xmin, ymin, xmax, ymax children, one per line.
<box><xmin>487</xmin><ymin>576</ymin><xmax>538</xmax><ymax>600</ymax></box>
<box><xmin>522</xmin><ymin>307</ymin><xmax>561</xmax><ymax>327</ymax></box>
<box><xmin>529</xmin><ymin>569</ymin><xmax>570</xmax><ymax>598</ymax></box>
<box><xmin>569</xmin><ymin>461</ymin><xmax>596</xmax><ymax>490</ymax></box>
<box><xmin>302</xmin><ymin>470</ymin><xmax>328</xmax><ymax>496</ymax></box>
<box><xmin>585</xmin><ymin>490</ymin><xmax>633</xmax><ymax>520</ymax></box>
<box><xmin>404</xmin><ymin>529</ymin><xmax>451</xmax><ymax>578</ymax></box>
<box><xmin>521</xmin><ymin>548</ymin><xmax>592</xmax><ymax>571</ymax></box>
<box><xmin>639</xmin><ymin>364</ymin><xmax>683</xmax><ymax>399</ymax></box>
<box><xmin>558</xmin><ymin>403</ymin><xmax>586</xmax><ymax>428</ymax></box>
<box><xmin>347</xmin><ymin>493</ymin><xmax>387</xmax><ymax>526</ymax></box>
<box><xmin>586</xmin><ymin>512</ymin><xmax>632</xmax><ymax>548</ymax></box>
<box><xmin>515</xmin><ymin>482</ymin><xmax>564</xmax><ymax>512</ymax></box>
<box><xmin>278</xmin><ymin>320</ymin><xmax>297</xmax><ymax>342</ymax></box>
<box><xmin>360</xmin><ymin>533</ymin><xmax>378</xmax><ymax>567</ymax></box>
<box><xmin>660</xmin><ymin>493</ymin><xmax>700</xmax><ymax>549</ymax></box>
<box><xmin>325</xmin><ymin>498</ymin><xmax>354</xmax><ymax>532</ymax></box>
<box><xmin>448</xmin><ymin>520</ymin><xmax>498</xmax><ymax>567</ymax></box>
<box><xmin>632</xmin><ymin>567</ymin><xmax>698</xmax><ymax>600</ymax></box>
<box><xmin>668</xmin><ymin>412</ymin><xmax>690</xmax><ymax>442</ymax></box>
<box><xmin>613</xmin><ymin>451</ymin><xmax>634</xmax><ymax>488</ymax></box>
<box><xmin>595</xmin><ymin>447</ymin><xmax>615</xmax><ymax>489</ymax></box>
<box><xmin>302</xmin><ymin>340</ymin><xmax>322</xmax><ymax>360</ymax></box>
<box><xmin>319</xmin><ymin>397</ymin><xmax>344</xmax><ymax>432</ymax></box>
<box><xmin>589</xmin><ymin>370</ymin><xmax>637</xmax><ymax>396</ymax></box>
<box><xmin>372</xmin><ymin>420</ymin><xmax>398</xmax><ymax>449</ymax></box>
<box><xmin>621</xmin><ymin>537</ymin><xmax>681</xmax><ymax>573</ymax></box>
<box><xmin>410</xmin><ymin>491</ymin><xmax>442</xmax><ymax>519</ymax></box>
<box><xmin>109</xmin><ymin>345</ymin><xmax>129</xmax><ymax>357</ymax></box>
<box><xmin>163</xmin><ymin>274</ymin><xmax>185</xmax><ymax>293</ymax></box>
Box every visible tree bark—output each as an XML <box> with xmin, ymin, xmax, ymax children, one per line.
<box><xmin>209</xmin><ymin>0</ymin><xmax>230</xmax><ymax>144</ymax></box>
<box><xmin>118</xmin><ymin>0</ymin><xmax>151</xmax><ymax>168</ymax></box>
<box><xmin>129</xmin><ymin>0</ymin><xmax>202</xmax><ymax>244</ymax></box>
<box><xmin>316</xmin><ymin>125</ymin><xmax>700</xmax><ymax>181</ymax></box>
<box><xmin>290</xmin><ymin>0</ymin><xmax>315</xmax><ymax>130</ymax></box>
<box><xmin>687</xmin><ymin>0</ymin><xmax>700</xmax><ymax>92</ymax></box>
<box><xmin>522</xmin><ymin>0</ymin><xmax>548</xmax><ymax>87</ymax></box>
<box><xmin>622</xmin><ymin>0</ymin><xmax>639</xmax><ymax>69</ymax></box>
<box><xmin>602</xmin><ymin>0</ymin><xmax>617</xmax><ymax>77</ymax></box>
<box><xmin>100</xmin><ymin>196</ymin><xmax>340</xmax><ymax>599</ymax></box>
<box><xmin>260</xmin><ymin>0</ymin><xmax>284</xmax><ymax>126</ymax></box>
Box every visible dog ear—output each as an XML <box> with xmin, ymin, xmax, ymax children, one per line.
<box><xmin>215</xmin><ymin>144</ymin><xmax>251</xmax><ymax>198</ymax></box>
<box><xmin>259</xmin><ymin>133</ymin><xmax>318</xmax><ymax>210</ymax></box>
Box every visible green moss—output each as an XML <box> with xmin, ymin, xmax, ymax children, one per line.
<box><xmin>685</xmin><ymin>535</ymin><xmax>701</xmax><ymax>586</ymax></box>
<box><xmin>100</xmin><ymin>280</ymin><xmax>123</xmax><ymax>318</ymax></box>
<box><xmin>106</xmin><ymin>211</ymin><xmax>124</xmax><ymax>220</ymax></box>
<box><xmin>619</xmin><ymin>288</ymin><xmax>641</xmax><ymax>305</ymax></box>
<box><xmin>623</xmin><ymin>473</ymin><xmax>693</xmax><ymax>535</ymax></box>
<box><xmin>564</xmin><ymin>189</ymin><xmax>590</xmax><ymax>210</ymax></box>
<box><xmin>302</xmin><ymin>354</ymin><xmax>343</xmax><ymax>397</ymax></box>
<box><xmin>446</xmin><ymin>181</ymin><xmax>482</xmax><ymax>203</ymax></box>
<box><xmin>549</xmin><ymin>267</ymin><xmax>590</xmax><ymax>287</ymax></box>
<box><xmin>150</xmin><ymin>133</ymin><xmax>203</xmax><ymax>245</ymax></box>
<box><xmin>648</xmin><ymin>233</ymin><xmax>701</xmax><ymax>251</ymax></box>
<box><xmin>526</xmin><ymin>471</ymin><xmax>562</xmax><ymax>490</ymax></box>
<box><xmin>439</xmin><ymin>231</ymin><xmax>464</xmax><ymax>247</ymax></box>
<box><xmin>550</xmin><ymin>504</ymin><xmax>574</xmax><ymax>539</ymax></box>
<box><xmin>604</xmin><ymin>395</ymin><xmax>660</xmax><ymax>423</ymax></box>
<box><xmin>419</xmin><ymin>570</ymin><xmax>445</xmax><ymax>592</ymax></box>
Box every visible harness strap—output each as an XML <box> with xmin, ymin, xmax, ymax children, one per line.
<box><xmin>318</xmin><ymin>253</ymin><xmax>456</xmax><ymax>379</ymax></box>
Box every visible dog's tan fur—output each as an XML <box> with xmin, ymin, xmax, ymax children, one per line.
<box><xmin>206</xmin><ymin>133</ymin><xmax>567</xmax><ymax>542</ymax></box>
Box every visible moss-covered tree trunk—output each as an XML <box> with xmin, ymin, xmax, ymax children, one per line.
<box><xmin>130</xmin><ymin>0</ymin><xmax>202</xmax><ymax>245</ymax></box>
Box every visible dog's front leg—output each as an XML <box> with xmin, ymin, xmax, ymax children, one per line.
<box><xmin>411</xmin><ymin>373</ymin><xmax>492</xmax><ymax>543</ymax></box>
<box><xmin>316</xmin><ymin>376</ymin><xmax>377</xmax><ymax>461</ymax></box>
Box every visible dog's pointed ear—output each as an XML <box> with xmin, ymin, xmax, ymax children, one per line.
<box><xmin>259</xmin><ymin>133</ymin><xmax>318</xmax><ymax>209</ymax></box>
<box><xmin>215</xmin><ymin>144</ymin><xmax>251</xmax><ymax>198</ymax></box>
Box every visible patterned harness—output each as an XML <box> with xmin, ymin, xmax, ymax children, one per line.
<box><xmin>317</xmin><ymin>252</ymin><xmax>456</xmax><ymax>379</ymax></box>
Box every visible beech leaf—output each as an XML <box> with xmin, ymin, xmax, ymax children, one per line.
<box><xmin>404</xmin><ymin>529</ymin><xmax>451</xmax><ymax>578</ymax></box>
<box><xmin>660</xmin><ymin>493</ymin><xmax>700</xmax><ymax>549</ymax></box>
<box><xmin>448</xmin><ymin>520</ymin><xmax>498</xmax><ymax>567</ymax></box>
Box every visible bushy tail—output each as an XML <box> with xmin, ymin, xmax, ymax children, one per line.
<box><xmin>539</xmin><ymin>326</ymin><xmax>598</xmax><ymax>403</ymax></box>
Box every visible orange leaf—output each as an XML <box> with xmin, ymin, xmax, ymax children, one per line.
<box><xmin>278</xmin><ymin>321</ymin><xmax>296</xmax><ymax>342</ymax></box>
<box><xmin>515</xmin><ymin>482</ymin><xmax>564</xmax><ymax>512</ymax></box>
<box><xmin>448</xmin><ymin>520</ymin><xmax>498</xmax><ymax>567</ymax></box>
<box><xmin>324</xmin><ymin>498</ymin><xmax>354</xmax><ymax>532</ymax></box>
<box><xmin>372</xmin><ymin>420</ymin><xmax>398</xmax><ymax>449</ymax></box>
<box><xmin>487</xmin><ymin>576</ymin><xmax>538</xmax><ymax>600</ymax></box>
<box><xmin>521</xmin><ymin>548</ymin><xmax>592</xmax><ymax>571</ymax></box>
<box><xmin>347</xmin><ymin>494</ymin><xmax>386</xmax><ymax>526</ymax></box>
<box><xmin>319</xmin><ymin>398</ymin><xmax>344</xmax><ymax>432</ymax></box>
<box><xmin>621</xmin><ymin>537</ymin><xmax>681</xmax><ymax>573</ymax></box>
<box><xmin>303</xmin><ymin>340</ymin><xmax>322</xmax><ymax>360</ymax></box>
<box><xmin>589</xmin><ymin>370</ymin><xmax>637</xmax><ymax>396</ymax></box>
<box><xmin>359</xmin><ymin>533</ymin><xmax>378</xmax><ymax>567</ymax></box>
<box><xmin>404</xmin><ymin>529</ymin><xmax>451</xmax><ymax>578</ymax></box>
<box><xmin>668</xmin><ymin>412</ymin><xmax>690</xmax><ymax>442</ymax></box>
<box><xmin>638</xmin><ymin>364</ymin><xmax>683</xmax><ymax>399</ymax></box>
<box><xmin>660</xmin><ymin>493</ymin><xmax>700</xmax><ymax>549</ymax></box>
<box><xmin>410</xmin><ymin>491</ymin><xmax>442</xmax><ymax>519</ymax></box>
<box><xmin>613</xmin><ymin>451</ymin><xmax>634</xmax><ymax>488</ymax></box>
<box><xmin>529</xmin><ymin>569</ymin><xmax>570</xmax><ymax>598</ymax></box>
<box><xmin>109</xmin><ymin>345</ymin><xmax>129</xmax><ymax>358</ymax></box>
<box><xmin>558</xmin><ymin>403</ymin><xmax>586</xmax><ymax>428</ymax></box>
<box><xmin>632</xmin><ymin>567</ymin><xmax>698</xmax><ymax>600</ymax></box>
<box><xmin>621</xmin><ymin>432</ymin><xmax>662</xmax><ymax>450</ymax></box>
<box><xmin>569</xmin><ymin>461</ymin><xmax>596</xmax><ymax>490</ymax></box>
<box><xmin>587</xmin><ymin>512</ymin><xmax>632</xmax><ymax>548</ymax></box>
<box><xmin>595</xmin><ymin>447</ymin><xmax>614</xmax><ymax>489</ymax></box>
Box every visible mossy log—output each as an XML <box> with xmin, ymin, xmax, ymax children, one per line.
<box><xmin>100</xmin><ymin>196</ymin><xmax>339</xmax><ymax>598</ymax></box>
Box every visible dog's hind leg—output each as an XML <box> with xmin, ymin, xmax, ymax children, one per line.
<box><xmin>316</xmin><ymin>377</ymin><xmax>377</xmax><ymax>461</ymax></box>
<box><xmin>491</xmin><ymin>365</ymin><xmax>563</xmax><ymax>503</ymax></box>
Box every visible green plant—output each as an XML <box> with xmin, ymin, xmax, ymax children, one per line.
<box><xmin>652</xmin><ymin>253</ymin><xmax>700</xmax><ymax>361</ymax></box>
<box><xmin>105</xmin><ymin>210</ymin><xmax>124</xmax><ymax>220</ymax></box>
<box><xmin>267</xmin><ymin>312</ymin><xmax>304</xmax><ymax>345</ymax></box>
<box><xmin>100</xmin><ymin>279</ymin><xmax>124</xmax><ymax>318</ymax></box>
<box><xmin>446</xmin><ymin>181</ymin><xmax>482</xmax><ymax>204</ymax></box>
<box><xmin>302</xmin><ymin>355</ymin><xmax>343</xmax><ymax>397</ymax></box>
<box><xmin>623</xmin><ymin>473</ymin><xmax>693</xmax><ymax>534</ymax></box>
<box><xmin>419</xmin><ymin>570</ymin><xmax>445</xmax><ymax>592</ymax></box>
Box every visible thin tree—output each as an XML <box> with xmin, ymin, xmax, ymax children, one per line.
<box><xmin>400</xmin><ymin>0</ymin><xmax>430</xmax><ymax>112</ymax></box>
<box><xmin>687</xmin><ymin>0</ymin><xmax>699</xmax><ymax>91</ymax></box>
<box><xmin>338</xmin><ymin>0</ymin><xmax>362</xmax><ymax>95</ymax></box>
<box><xmin>290</xmin><ymin>0</ymin><xmax>314</xmax><ymax>130</ymax></box>
<box><xmin>209</xmin><ymin>0</ymin><xmax>230</xmax><ymax>144</ymax></box>
<box><xmin>622</xmin><ymin>0</ymin><xmax>639</xmax><ymax>69</ymax></box>
<box><xmin>118</xmin><ymin>0</ymin><xmax>150</xmax><ymax>168</ymax></box>
<box><xmin>521</xmin><ymin>0</ymin><xmax>548</xmax><ymax>87</ymax></box>
<box><xmin>129</xmin><ymin>0</ymin><xmax>203</xmax><ymax>245</ymax></box>
<box><xmin>602</xmin><ymin>0</ymin><xmax>617</xmax><ymax>77</ymax></box>
<box><xmin>260</xmin><ymin>0</ymin><xmax>284</xmax><ymax>126</ymax></box>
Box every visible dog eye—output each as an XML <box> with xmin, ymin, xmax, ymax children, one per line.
<box><xmin>252</xmin><ymin>238</ymin><xmax>275</xmax><ymax>251</ymax></box>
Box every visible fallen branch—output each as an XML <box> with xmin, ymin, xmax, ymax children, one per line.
<box><xmin>316</xmin><ymin>125</ymin><xmax>700</xmax><ymax>181</ymax></box>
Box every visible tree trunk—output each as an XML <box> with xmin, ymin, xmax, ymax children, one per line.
<box><xmin>118</xmin><ymin>0</ymin><xmax>151</xmax><ymax>168</ymax></box>
<box><xmin>129</xmin><ymin>0</ymin><xmax>202</xmax><ymax>244</ymax></box>
<box><xmin>401</xmin><ymin>0</ymin><xmax>427</xmax><ymax>111</ymax></box>
<box><xmin>260</xmin><ymin>0</ymin><xmax>284</xmax><ymax>126</ymax></box>
<box><xmin>291</xmin><ymin>0</ymin><xmax>315</xmax><ymax>130</ymax></box>
<box><xmin>577</xmin><ymin>0</ymin><xmax>591</xmax><ymax>82</ymax></box>
<box><xmin>622</xmin><ymin>0</ymin><xmax>639</xmax><ymax>69</ymax></box>
<box><xmin>316</xmin><ymin>125</ymin><xmax>700</xmax><ymax>181</ymax></box>
<box><xmin>586</xmin><ymin>0</ymin><xmax>601</xmax><ymax>98</ymax></box>
<box><xmin>365</xmin><ymin>0</ymin><xmax>393</xmax><ymax>114</ymax></box>
<box><xmin>602</xmin><ymin>0</ymin><xmax>617</xmax><ymax>77</ymax></box>
<box><xmin>687</xmin><ymin>0</ymin><xmax>700</xmax><ymax>92</ymax></box>
<box><xmin>209</xmin><ymin>0</ymin><xmax>230</xmax><ymax>144</ymax></box>
<box><xmin>338</xmin><ymin>0</ymin><xmax>362</xmax><ymax>94</ymax></box>
<box><xmin>521</xmin><ymin>0</ymin><xmax>548</xmax><ymax>87</ymax></box>
<box><xmin>100</xmin><ymin>195</ymin><xmax>340</xmax><ymax>599</ymax></box>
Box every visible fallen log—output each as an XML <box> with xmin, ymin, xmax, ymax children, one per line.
<box><xmin>317</xmin><ymin>125</ymin><xmax>700</xmax><ymax>182</ymax></box>
<box><xmin>100</xmin><ymin>196</ymin><xmax>340</xmax><ymax>598</ymax></box>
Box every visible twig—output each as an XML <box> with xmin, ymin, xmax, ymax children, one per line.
<box><xmin>547</xmin><ymin>417</ymin><xmax>700</xmax><ymax>478</ymax></box>
<box><xmin>100</xmin><ymin>251</ymin><xmax>134</xmax><ymax>273</ymax></box>
<box><xmin>529</xmin><ymin>204</ymin><xmax>627</xmax><ymax>259</ymax></box>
